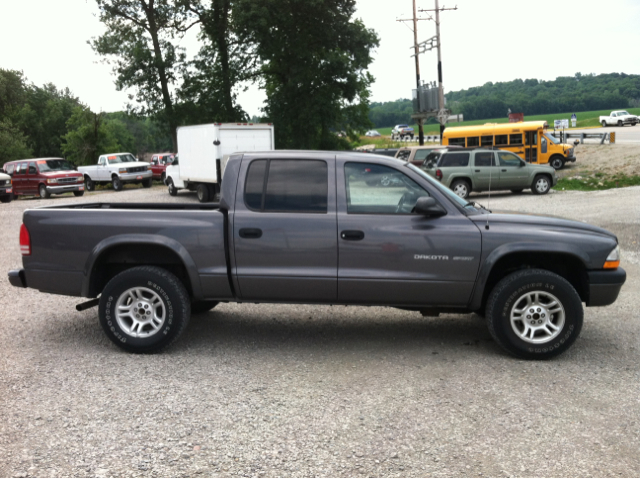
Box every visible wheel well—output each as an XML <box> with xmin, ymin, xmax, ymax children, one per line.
<box><xmin>111</xmin><ymin>173</ymin><xmax>119</xmax><ymax>179</ymax></box>
<box><xmin>88</xmin><ymin>244</ymin><xmax>193</xmax><ymax>298</ymax></box>
<box><xmin>480</xmin><ymin>252</ymin><xmax>588</xmax><ymax>312</ymax></box>
<box><xmin>451</xmin><ymin>177</ymin><xmax>472</xmax><ymax>188</ymax></box>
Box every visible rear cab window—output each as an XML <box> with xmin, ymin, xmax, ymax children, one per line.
<box><xmin>244</xmin><ymin>159</ymin><xmax>328</xmax><ymax>213</ymax></box>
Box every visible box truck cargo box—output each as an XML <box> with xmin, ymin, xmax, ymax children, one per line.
<box><xmin>165</xmin><ymin>123</ymin><xmax>274</xmax><ymax>202</ymax></box>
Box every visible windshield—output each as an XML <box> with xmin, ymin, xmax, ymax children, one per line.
<box><xmin>36</xmin><ymin>159</ymin><xmax>75</xmax><ymax>172</ymax></box>
<box><xmin>407</xmin><ymin>163</ymin><xmax>478</xmax><ymax>211</ymax></box>
<box><xmin>619</xmin><ymin>111</ymin><xmax>630</xmax><ymax>115</ymax></box>
<box><xmin>107</xmin><ymin>154</ymin><xmax>136</xmax><ymax>164</ymax></box>
<box><xmin>396</xmin><ymin>149</ymin><xmax>411</xmax><ymax>160</ymax></box>
<box><xmin>545</xmin><ymin>133</ymin><xmax>561</xmax><ymax>145</ymax></box>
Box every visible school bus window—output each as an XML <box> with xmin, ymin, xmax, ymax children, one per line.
<box><xmin>495</xmin><ymin>134</ymin><xmax>508</xmax><ymax>146</ymax></box>
<box><xmin>509</xmin><ymin>134</ymin><xmax>523</xmax><ymax>145</ymax></box>
<box><xmin>467</xmin><ymin>136</ymin><xmax>479</xmax><ymax>147</ymax></box>
<box><xmin>449</xmin><ymin>138</ymin><xmax>465</xmax><ymax>147</ymax></box>
<box><xmin>481</xmin><ymin>135</ymin><xmax>493</xmax><ymax>146</ymax></box>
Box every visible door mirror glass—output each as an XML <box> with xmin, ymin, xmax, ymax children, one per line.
<box><xmin>413</xmin><ymin>197</ymin><xmax>447</xmax><ymax>216</ymax></box>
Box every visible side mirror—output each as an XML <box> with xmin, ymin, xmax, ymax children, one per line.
<box><xmin>519</xmin><ymin>161</ymin><xmax>525</xmax><ymax>167</ymax></box>
<box><xmin>413</xmin><ymin>197</ymin><xmax>447</xmax><ymax>217</ymax></box>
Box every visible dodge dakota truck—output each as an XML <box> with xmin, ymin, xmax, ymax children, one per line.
<box><xmin>599</xmin><ymin>111</ymin><xmax>638</xmax><ymax>127</ymax></box>
<box><xmin>8</xmin><ymin>151</ymin><xmax>626</xmax><ymax>359</ymax></box>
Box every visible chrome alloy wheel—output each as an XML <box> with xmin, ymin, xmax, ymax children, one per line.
<box><xmin>453</xmin><ymin>183</ymin><xmax>468</xmax><ymax>197</ymax></box>
<box><xmin>115</xmin><ymin>287</ymin><xmax>166</xmax><ymax>338</ymax></box>
<box><xmin>510</xmin><ymin>291</ymin><xmax>565</xmax><ymax>344</ymax></box>
<box><xmin>535</xmin><ymin>177</ymin><xmax>550</xmax><ymax>193</ymax></box>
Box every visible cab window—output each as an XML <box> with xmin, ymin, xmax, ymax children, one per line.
<box><xmin>98</xmin><ymin>157</ymin><xmax>106</xmax><ymax>166</ymax></box>
<box><xmin>344</xmin><ymin>163</ymin><xmax>429</xmax><ymax>215</ymax></box>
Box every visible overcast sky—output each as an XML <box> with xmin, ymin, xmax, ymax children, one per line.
<box><xmin>2</xmin><ymin>0</ymin><xmax>640</xmax><ymax>117</ymax></box>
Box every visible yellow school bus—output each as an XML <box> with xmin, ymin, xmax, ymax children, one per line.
<box><xmin>442</xmin><ymin>121</ymin><xmax>575</xmax><ymax>170</ymax></box>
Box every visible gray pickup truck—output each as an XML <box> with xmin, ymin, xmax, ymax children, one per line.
<box><xmin>8</xmin><ymin>151</ymin><xmax>626</xmax><ymax>359</ymax></box>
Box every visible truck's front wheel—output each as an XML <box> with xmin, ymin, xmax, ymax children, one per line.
<box><xmin>112</xmin><ymin>176</ymin><xmax>123</xmax><ymax>191</ymax></box>
<box><xmin>167</xmin><ymin>178</ymin><xmax>178</xmax><ymax>196</ymax></box>
<box><xmin>85</xmin><ymin>177</ymin><xmax>95</xmax><ymax>191</ymax></box>
<box><xmin>485</xmin><ymin>269</ymin><xmax>583</xmax><ymax>359</ymax></box>
<box><xmin>98</xmin><ymin>266</ymin><xmax>191</xmax><ymax>353</ymax></box>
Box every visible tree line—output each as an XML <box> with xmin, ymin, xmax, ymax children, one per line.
<box><xmin>0</xmin><ymin>0</ymin><xmax>378</xmax><ymax>166</ymax></box>
<box><xmin>368</xmin><ymin>73</ymin><xmax>640</xmax><ymax>127</ymax></box>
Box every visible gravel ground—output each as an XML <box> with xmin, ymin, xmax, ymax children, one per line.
<box><xmin>1</xmin><ymin>183</ymin><xmax>639</xmax><ymax>478</ymax></box>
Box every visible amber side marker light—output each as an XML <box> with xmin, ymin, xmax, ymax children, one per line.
<box><xmin>603</xmin><ymin>246</ymin><xmax>620</xmax><ymax>269</ymax></box>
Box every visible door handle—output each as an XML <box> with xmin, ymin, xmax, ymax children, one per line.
<box><xmin>475</xmin><ymin>169</ymin><xmax>480</xmax><ymax>172</ymax></box>
<box><xmin>239</xmin><ymin>228</ymin><xmax>262</xmax><ymax>239</ymax></box>
<box><xmin>341</xmin><ymin>230</ymin><xmax>365</xmax><ymax>241</ymax></box>
<box><xmin>501</xmin><ymin>169</ymin><xmax>507</xmax><ymax>172</ymax></box>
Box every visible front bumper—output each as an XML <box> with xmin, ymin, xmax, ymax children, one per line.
<box><xmin>120</xmin><ymin>170</ymin><xmax>152</xmax><ymax>182</ymax></box>
<box><xmin>46</xmin><ymin>184</ymin><xmax>84</xmax><ymax>194</ymax></box>
<box><xmin>0</xmin><ymin>186</ymin><xmax>12</xmax><ymax>196</ymax></box>
<box><xmin>586</xmin><ymin>267</ymin><xmax>626</xmax><ymax>306</ymax></box>
<box><xmin>8</xmin><ymin>269</ymin><xmax>27</xmax><ymax>288</ymax></box>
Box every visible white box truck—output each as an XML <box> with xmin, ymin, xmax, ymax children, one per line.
<box><xmin>165</xmin><ymin>122</ymin><xmax>275</xmax><ymax>202</ymax></box>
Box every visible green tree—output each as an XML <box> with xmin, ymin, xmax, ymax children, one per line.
<box><xmin>235</xmin><ymin>0</ymin><xmax>378</xmax><ymax>149</ymax></box>
<box><xmin>0</xmin><ymin>119</ymin><xmax>32</xmax><ymax>164</ymax></box>
<box><xmin>92</xmin><ymin>0</ymin><xmax>187</xmax><ymax>150</ymax></box>
<box><xmin>61</xmin><ymin>106</ymin><xmax>121</xmax><ymax>165</ymax></box>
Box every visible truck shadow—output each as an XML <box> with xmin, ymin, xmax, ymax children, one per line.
<box><xmin>179</xmin><ymin>308</ymin><xmax>497</xmax><ymax>357</ymax></box>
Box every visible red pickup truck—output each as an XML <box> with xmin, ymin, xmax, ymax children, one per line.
<box><xmin>149</xmin><ymin>153</ymin><xmax>175</xmax><ymax>182</ymax></box>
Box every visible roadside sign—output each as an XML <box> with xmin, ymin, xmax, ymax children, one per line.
<box><xmin>554</xmin><ymin>119</ymin><xmax>569</xmax><ymax>129</ymax></box>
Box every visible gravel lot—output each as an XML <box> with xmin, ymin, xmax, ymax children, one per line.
<box><xmin>1</xmin><ymin>182</ymin><xmax>639</xmax><ymax>477</ymax></box>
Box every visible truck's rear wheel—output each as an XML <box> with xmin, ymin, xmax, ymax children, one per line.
<box><xmin>196</xmin><ymin>183</ymin><xmax>210</xmax><ymax>203</ymax></box>
<box><xmin>112</xmin><ymin>176</ymin><xmax>123</xmax><ymax>191</ymax></box>
<box><xmin>486</xmin><ymin>269</ymin><xmax>583</xmax><ymax>359</ymax></box>
<box><xmin>601</xmin><ymin>120</ymin><xmax>607</xmax><ymax>127</ymax></box>
<box><xmin>98</xmin><ymin>266</ymin><xmax>191</xmax><ymax>353</ymax></box>
<box><xmin>167</xmin><ymin>178</ymin><xmax>178</xmax><ymax>196</ymax></box>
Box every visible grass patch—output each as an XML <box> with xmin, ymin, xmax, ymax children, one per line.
<box><xmin>556</xmin><ymin>174</ymin><xmax>640</xmax><ymax>191</ymax></box>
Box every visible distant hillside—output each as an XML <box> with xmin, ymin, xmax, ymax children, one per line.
<box><xmin>369</xmin><ymin>72</ymin><xmax>640</xmax><ymax>127</ymax></box>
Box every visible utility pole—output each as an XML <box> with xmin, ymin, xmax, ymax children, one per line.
<box><xmin>411</xmin><ymin>0</ymin><xmax>424</xmax><ymax>145</ymax></box>
<box><xmin>419</xmin><ymin>1</ymin><xmax>457</xmax><ymax>142</ymax></box>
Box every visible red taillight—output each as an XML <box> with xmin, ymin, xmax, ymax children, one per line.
<box><xmin>435</xmin><ymin>169</ymin><xmax>443</xmax><ymax>180</ymax></box>
<box><xmin>19</xmin><ymin>224</ymin><xmax>31</xmax><ymax>256</ymax></box>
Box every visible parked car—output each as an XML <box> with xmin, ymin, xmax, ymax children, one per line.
<box><xmin>599</xmin><ymin>111</ymin><xmax>638</xmax><ymax>127</ymax></box>
<box><xmin>0</xmin><ymin>171</ymin><xmax>13</xmax><ymax>203</ymax></box>
<box><xmin>149</xmin><ymin>153</ymin><xmax>175</xmax><ymax>182</ymax></box>
<box><xmin>391</xmin><ymin>124</ymin><xmax>415</xmax><ymax>140</ymax></box>
<box><xmin>8</xmin><ymin>150</ymin><xmax>625</xmax><ymax>359</ymax></box>
<box><xmin>78</xmin><ymin>152</ymin><xmax>152</xmax><ymax>192</ymax></box>
<box><xmin>365</xmin><ymin>130</ymin><xmax>381</xmax><ymax>137</ymax></box>
<box><xmin>421</xmin><ymin>148</ymin><xmax>557</xmax><ymax>199</ymax></box>
<box><xmin>3</xmin><ymin>158</ymin><xmax>84</xmax><ymax>199</ymax></box>
<box><xmin>395</xmin><ymin>145</ymin><xmax>459</xmax><ymax>166</ymax></box>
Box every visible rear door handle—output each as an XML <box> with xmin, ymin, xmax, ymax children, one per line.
<box><xmin>341</xmin><ymin>230</ymin><xmax>365</xmax><ymax>241</ymax></box>
<box><xmin>239</xmin><ymin>228</ymin><xmax>262</xmax><ymax>239</ymax></box>
<box><xmin>475</xmin><ymin>169</ymin><xmax>480</xmax><ymax>172</ymax></box>
<box><xmin>501</xmin><ymin>169</ymin><xmax>507</xmax><ymax>172</ymax></box>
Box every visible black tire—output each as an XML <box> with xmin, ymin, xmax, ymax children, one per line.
<box><xmin>601</xmin><ymin>120</ymin><xmax>607</xmax><ymax>127</ymax></box>
<box><xmin>73</xmin><ymin>191</ymin><xmax>85</xmax><ymax>197</ymax></box>
<box><xmin>450</xmin><ymin>179</ymin><xmax>471</xmax><ymax>199</ymax></box>
<box><xmin>531</xmin><ymin>174</ymin><xmax>551</xmax><ymax>195</ymax></box>
<box><xmin>39</xmin><ymin>184</ymin><xmax>50</xmax><ymax>199</ymax></box>
<box><xmin>85</xmin><ymin>177</ymin><xmax>95</xmax><ymax>191</ymax></box>
<box><xmin>167</xmin><ymin>178</ymin><xmax>178</xmax><ymax>196</ymax></box>
<box><xmin>98</xmin><ymin>266</ymin><xmax>191</xmax><ymax>353</ymax></box>
<box><xmin>617</xmin><ymin>120</ymin><xmax>623</xmax><ymax>127</ymax></box>
<box><xmin>196</xmin><ymin>183</ymin><xmax>210</xmax><ymax>203</ymax></box>
<box><xmin>191</xmin><ymin>300</ymin><xmax>219</xmax><ymax>315</ymax></box>
<box><xmin>143</xmin><ymin>177</ymin><xmax>153</xmax><ymax>188</ymax></box>
<box><xmin>160</xmin><ymin>172</ymin><xmax>166</xmax><ymax>183</ymax></box>
<box><xmin>549</xmin><ymin>156</ymin><xmax>565</xmax><ymax>170</ymax></box>
<box><xmin>0</xmin><ymin>195</ymin><xmax>11</xmax><ymax>203</ymax></box>
<box><xmin>510</xmin><ymin>189</ymin><xmax>523</xmax><ymax>194</ymax></box>
<box><xmin>112</xmin><ymin>176</ymin><xmax>123</xmax><ymax>191</ymax></box>
<box><xmin>486</xmin><ymin>269</ymin><xmax>583</xmax><ymax>359</ymax></box>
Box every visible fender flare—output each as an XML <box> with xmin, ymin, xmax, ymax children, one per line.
<box><xmin>81</xmin><ymin>234</ymin><xmax>202</xmax><ymax>299</ymax></box>
<box><xmin>468</xmin><ymin>241</ymin><xmax>590</xmax><ymax>311</ymax></box>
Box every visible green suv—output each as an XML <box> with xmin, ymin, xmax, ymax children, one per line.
<box><xmin>421</xmin><ymin>148</ymin><xmax>558</xmax><ymax>199</ymax></box>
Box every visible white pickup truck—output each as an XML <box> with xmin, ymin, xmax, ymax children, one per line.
<box><xmin>78</xmin><ymin>152</ymin><xmax>153</xmax><ymax>191</ymax></box>
<box><xmin>599</xmin><ymin>110</ymin><xmax>638</xmax><ymax>127</ymax></box>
